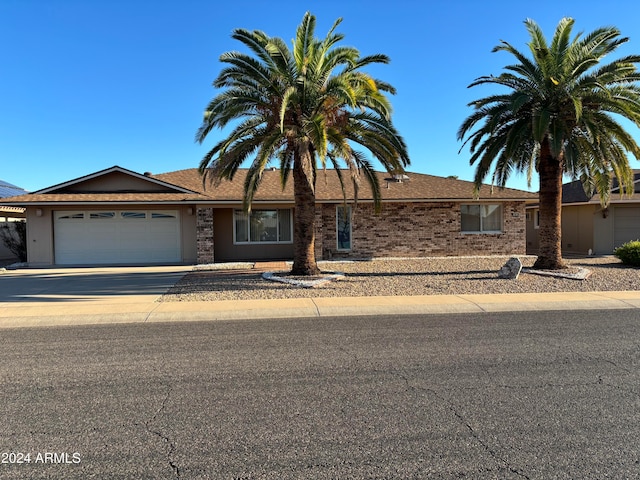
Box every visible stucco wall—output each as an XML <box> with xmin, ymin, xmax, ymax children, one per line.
<box><xmin>59</xmin><ymin>172</ymin><xmax>175</xmax><ymax>193</ymax></box>
<box><xmin>319</xmin><ymin>201</ymin><xmax>526</xmax><ymax>259</ymax></box>
<box><xmin>180</xmin><ymin>207</ymin><xmax>197</xmax><ymax>263</ymax></box>
<box><xmin>527</xmin><ymin>204</ymin><xmax>610</xmax><ymax>256</ymax></box>
<box><xmin>561</xmin><ymin>205</ymin><xmax>596</xmax><ymax>254</ymax></box>
<box><xmin>593</xmin><ymin>208</ymin><xmax>614</xmax><ymax>254</ymax></box>
<box><xmin>26</xmin><ymin>207</ymin><xmax>55</xmax><ymax>266</ymax></box>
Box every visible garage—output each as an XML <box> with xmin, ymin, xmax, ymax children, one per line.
<box><xmin>54</xmin><ymin>210</ymin><xmax>181</xmax><ymax>265</ymax></box>
<box><xmin>613</xmin><ymin>206</ymin><xmax>640</xmax><ymax>248</ymax></box>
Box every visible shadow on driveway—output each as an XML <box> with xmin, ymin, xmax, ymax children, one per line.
<box><xmin>0</xmin><ymin>266</ymin><xmax>191</xmax><ymax>303</ymax></box>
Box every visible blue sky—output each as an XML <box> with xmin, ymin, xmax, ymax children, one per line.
<box><xmin>2</xmin><ymin>0</ymin><xmax>640</xmax><ymax>192</ymax></box>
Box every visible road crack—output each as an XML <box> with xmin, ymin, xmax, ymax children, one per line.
<box><xmin>135</xmin><ymin>385</ymin><xmax>180</xmax><ymax>479</ymax></box>
<box><xmin>400</xmin><ymin>373</ymin><xmax>531</xmax><ymax>480</ymax></box>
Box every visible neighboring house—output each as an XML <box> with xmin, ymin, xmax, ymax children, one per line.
<box><xmin>2</xmin><ymin>165</ymin><xmax>537</xmax><ymax>266</ymax></box>
<box><xmin>0</xmin><ymin>179</ymin><xmax>27</xmax><ymax>220</ymax></box>
<box><xmin>526</xmin><ymin>172</ymin><xmax>640</xmax><ymax>256</ymax></box>
<box><xmin>0</xmin><ymin>179</ymin><xmax>27</xmax><ymax>262</ymax></box>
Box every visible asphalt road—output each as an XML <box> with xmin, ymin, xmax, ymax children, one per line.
<box><xmin>1</xmin><ymin>310</ymin><xmax>639</xmax><ymax>479</ymax></box>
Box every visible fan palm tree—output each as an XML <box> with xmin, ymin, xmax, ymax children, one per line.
<box><xmin>458</xmin><ymin>17</ymin><xmax>640</xmax><ymax>269</ymax></box>
<box><xmin>196</xmin><ymin>12</ymin><xmax>409</xmax><ymax>275</ymax></box>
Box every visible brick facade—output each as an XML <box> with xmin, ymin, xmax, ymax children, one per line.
<box><xmin>193</xmin><ymin>201</ymin><xmax>527</xmax><ymax>263</ymax></box>
<box><xmin>319</xmin><ymin>201</ymin><xmax>526</xmax><ymax>259</ymax></box>
<box><xmin>196</xmin><ymin>207</ymin><xmax>214</xmax><ymax>264</ymax></box>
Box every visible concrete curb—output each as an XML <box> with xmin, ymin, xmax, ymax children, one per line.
<box><xmin>2</xmin><ymin>291</ymin><xmax>640</xmax><ymax>329</ymax></box>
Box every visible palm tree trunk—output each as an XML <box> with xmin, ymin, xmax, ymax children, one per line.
<box><xmin>534</xmin><ymin>138</ymin><xmax>566</xmax><ymax>270</ymax></box>
<box><xmin>291</xmin><ymin>145</ymin><xmax>321</xmax><ymax>276</ymax></box>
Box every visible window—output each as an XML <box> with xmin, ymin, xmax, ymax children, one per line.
<box><xmin>56</xmin><ymin>212</ymin><xmax>84</xmax><ymax>220</ymax></box>
<box><xmin>151</xmin><ymin>212</ymin><xmax>177</xmax><ymax>219</ymax></box>
<box><xmin>461</xmin><ymin>204</ymin><xmax>502</xmax><ymax>233</ymax></box>
<box><xmin>336</xmin><ymin>205</ymin><xmax>352</xmax><ymax>251</ymax></box>
<box><xmin>234</xmin><ymin>209</ymin><xmax>292</xmax><ymax>244</ymax></box>
<box><xmin>121</xmin><ymin>211</ymin><xmax>146</xmax><ymax>219</ymax></box>
<box><xmin>89</xmin><ymin>212</ymin><xmax>115</xmax><ymax>219</ymax></box>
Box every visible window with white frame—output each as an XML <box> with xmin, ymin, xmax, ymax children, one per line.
<box><xmin>336</xmin><ymin>205</ymin><xmax>352</xmax><ymax>250</ymax></box>
<box><xmin>233</xmin><ymin>209</ymin><xmax>292</xmax><ymax>244</ymax></box>
<box><xmin>460</xmin><ymin>204</ymin><xmax>503</xmax><ymax>233</ymax></box>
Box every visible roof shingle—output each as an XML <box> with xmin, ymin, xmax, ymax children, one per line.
<box><xmin>154</xmin><ymin>168</ymin><xmax>537</xmax><ymax>202</ymax></box>
<box><xmin>2</xmin><ymin>167</ymin><xmax>538</xmax><ymax>205</ymax></box>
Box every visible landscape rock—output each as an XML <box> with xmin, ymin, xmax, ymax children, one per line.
<box><xmin>262</xmin><ymin>271</ymin><xmax>345</xmax><ymax>288</ymax></box>
<box><xmin>498</xmin><ymin>257</ymin><xmax>522</xmax><ymax>280</ymax></box>
<box><xmin>162</xmin><ymin>256</ymin><xmax>631</xmax><ymax>302</ymax></box>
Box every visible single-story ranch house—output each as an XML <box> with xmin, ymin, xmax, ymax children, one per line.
<box><xmin>2</xmin><ymin>166</ymin><xmax>537</xmax><ymax>266</ymax></box>
<box><xmin>527</xmin><ymin>171</ymin><xmax>640</xmax><ymax>256</ymax></box>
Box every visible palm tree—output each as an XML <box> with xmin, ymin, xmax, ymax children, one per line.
<box><xmin>196</xmin><ymin>12</ymin><xmax>409</xmax><ymax>275</ymax></box>
<box><xmin>458</xmin><ymin>18</ymin><xmax>640</xmax><ymax>270</ymax></box>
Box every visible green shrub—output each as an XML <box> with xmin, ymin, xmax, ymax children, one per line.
<box><xmin>614</xmin><ymin>240</ymin><xmax>640</xmax><ymax>266</ymax></box>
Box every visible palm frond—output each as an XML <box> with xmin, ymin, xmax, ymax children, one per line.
<box><xmin>459</xmin><ymin>15</ymin><xmax>640</xmax><ymax>203</ymax></box>
<box><xmin>197</xmin><ymin>11</ymin><xmax>408</xmax><ymax>225</ymax></box>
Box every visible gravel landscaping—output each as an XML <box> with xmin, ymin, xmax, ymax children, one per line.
<box><xmin>161</xmin><ymin>255</ymin><xmax>640</xmax><ymax>302</ymax></box>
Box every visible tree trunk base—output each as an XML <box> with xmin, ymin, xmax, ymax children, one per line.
<box><xmin>290</xmin><ymin>263</ymin><xmax>322</xmax><ymax>276</ymax></box>
<box><xmin>532</xmin><ymin>256</ymin><xmax>568</xmax><ymax>270</ymax></box>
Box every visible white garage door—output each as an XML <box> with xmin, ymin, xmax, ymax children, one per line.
<box><xmin>54</xmin><ymin>210</ymin><xmax>181</xmax><ymax>265</ymax></box>
<box><xmin>614</xmin><ymin>206</ymin><xmax>640</xmax><ymax>248</ymax></box>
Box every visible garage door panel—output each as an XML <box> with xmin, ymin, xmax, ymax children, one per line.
<box><xmin>121</xmin><ymin>224</ymin><xmax>149</xmax><ymax>243</ymax></box>
<box><xmin>54</xmin><ymin>210</ymin><xmax>181</xmax><ymax>264</ymax></box>
<box><xmin>117</xmin><ymin>247</ymin><xmax>153</xmax><ymax>263</ymax></box>
<box><xmin>614</xmin><ymin>207</ymin><xmax>640</xmax><ymax>248</ymax></box>
<box><xmin>89</xmin><ymin>224</ymin><xmax>119</xmax><ymax>249</ymax></box>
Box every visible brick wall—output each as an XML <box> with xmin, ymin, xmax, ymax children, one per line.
<box><xmin>196</xmin><ymin>207</ymin><xmax>214</xmax><ymax>264</ymax></box>
<box><xmin>320</xmin><ymin>201</ymin><xmax>526</xmax><ymax>259</ymax></box>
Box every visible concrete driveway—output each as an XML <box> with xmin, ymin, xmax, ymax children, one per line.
<box><xmin>0</xmin><ymin>265</ymin><xmax>191</xmax><ymax>303</ymax></box>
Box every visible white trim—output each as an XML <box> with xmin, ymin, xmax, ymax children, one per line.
<box><xmin>232</xmin><ymin>209</ymin><xmax>293</xmax><ymax>245</ymax></box>
<box><xmin>460</xmin><ymin>204</ymin><xmax>503</xmax><ymax>234</ymax></box>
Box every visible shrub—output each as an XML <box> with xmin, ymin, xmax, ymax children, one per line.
<box><xmin>0</xmin><ymin>220</ymin><xmax>27</xmax><ymax>263</ymax></box>
<box><xmin>614</xmin><ymin>240</ymin><xmax>640</xmax><ymax>267</ymax></box>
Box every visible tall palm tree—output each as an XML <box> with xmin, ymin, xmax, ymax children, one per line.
<box><xmin>196</xmin><ymin>12</ymin><xmax>409</xmax><ymax>275</ymax></box>
<box><xmin>458</xmin><ymin>18</ymin><xmax>640</xmax><ymax>270</ymax></box>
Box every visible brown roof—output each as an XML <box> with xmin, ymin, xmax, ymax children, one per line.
<box><xmin>561</xmin><ymin>172</ymin><xmax>640</xmax><ymax>205</ymax></box>
<box><xmin>2</xmin><ymin>167</ymin><xmax>537</xmax><ymax>205</ymax></box>
<box><xmin>154</xmin><ymin>168</ymin><xmax>537</xmax><ymax>203</ymax></box>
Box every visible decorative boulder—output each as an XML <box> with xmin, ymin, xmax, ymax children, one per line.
<box><xmin>498</xmin><ymin>257</ymin><xmax>522</xmax><ymax>280</ymax></box>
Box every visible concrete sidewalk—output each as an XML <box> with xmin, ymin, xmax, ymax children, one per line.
<box><xmin>2</xmin><ymin>290</ymin><xmax>640</xmax><ymax>329</ymax></box>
